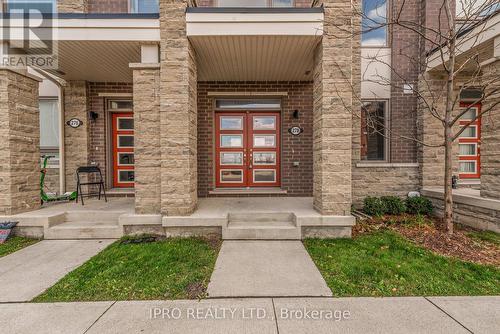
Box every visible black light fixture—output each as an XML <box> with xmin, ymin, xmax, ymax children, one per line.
<box><xmin>293</xmin><ymin>109</ymin><xmax>300</xmax><ymax>119</ymax></box>
<box><xmin>89</xmin><ymin>111</ymin><xmax>99</xmax><ymax>121</ymax></box>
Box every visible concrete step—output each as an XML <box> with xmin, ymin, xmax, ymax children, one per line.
<box><xmin>228</xmin><ymin>212</ymin><xmax>295</xmax><ymax>224</ymax></box>
<box><xmin>64</xmin><ymin>211</ymin><xmax>122</xmax><ymax>223</ymax></box>
<box><xmin>45</xmin><ymin>221</ymin><xmax>123</xmax><ymax>240</ymax></box>
<box><xmin>224</xmin><ymin>220</ymin><xmax>301</xmax><ymax>240</ymax></box>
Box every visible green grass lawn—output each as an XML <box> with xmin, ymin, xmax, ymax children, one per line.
<box><xmin>34</xmin><ymin>237</ymin><xmax>220</xmax><ymax>302</ymax></box>
<box><xmin>0</xmin><ymin>236</ymin><xmax>39</xmax><ymax>258</ymax></box>
<box><xmin>305</xmin><ymin>231</ymin><xmax>500</xmax><ymax>297</ymax></box>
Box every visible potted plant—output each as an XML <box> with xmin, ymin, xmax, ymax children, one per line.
<box><xmin>0</xmin><ymin>221</ymin><xmax>18</xmax><ymax>244</ymax></box>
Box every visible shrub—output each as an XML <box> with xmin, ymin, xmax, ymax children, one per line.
<box><xmin>363</xmin><ymin>197</ymin><xmax>387</xmax><ymax>217</ymax></box>
<box><xmin>381</xmin><ymin>196</ymin><xmax>407</xmax><ymax>215</ymax></box>
<box><xmin>405</xmin><ymin>196</ymin><xmax>434</xmax><ymax>216</ymax></box>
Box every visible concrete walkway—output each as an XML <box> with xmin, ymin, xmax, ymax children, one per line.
<box><xmin>1</xmin><ymin>296</ymin><xmax>498</xmax><ymax>333</ymax></box>
<box><xmin>0</xmin><ymin>240</ymin><xmax>113</xmax><ymax>302</ymax></box>
<box><xmin>207</xmin><ymin>241</ymin><xmax>332</xmax><ymax>297</ymax></box>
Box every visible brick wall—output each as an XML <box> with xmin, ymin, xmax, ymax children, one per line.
<box><xmin>88</xmin><ymin>0</ymin><xmax>129</xmax><ymax>13</ymax></box>
<box><xmin>197</xmin><ymin>81</ymin><xmax>314</xmax><ymax>197</ymax></box>
<box><xmin>389</xmin><ymin>0</ymin><xmax>419</xmax><ymax>163</ymax></box>
<box><xmin>87</xmin><ymin>82</ymin><xmax>133</xmax><ymax>188</ymax></box>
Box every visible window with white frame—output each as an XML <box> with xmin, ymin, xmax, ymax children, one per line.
<box><xmin>362</xmin><ymin>0</ymin><xmax>388</xmax><ymax>46</ymax></box>
<box><xmin>361</xmin><ymin>100</ymin><xmax>387</xmax><ymax>161</ymax></box>
<box><xmin>39</xmin><ymin>99</ymin><xmax>60</xmax><ymax>167</ymax></box>
<box><xmin>130</xmin><ymin>0</ymin><xmax>159</xmax><ymax>13</ymax></box>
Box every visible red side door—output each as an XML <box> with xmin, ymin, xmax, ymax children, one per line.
<box><xmin>112</xmin><ymin>113</ymin><xmax>135</xmax><ymax>188</ymax></box>
<box><xmin>458</xmin><ymin>103</ymin><xmax>481</xmax><ymax>179</ymax></box>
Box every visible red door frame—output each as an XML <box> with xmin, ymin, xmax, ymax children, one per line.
<box><xmin>112</xmin><ymin>112</ymin><xmax>134</xmax><ymax>188</ymax></box>
<box><xmin>215</xmin><ymin>111</ymin><xmax>281</xmax><ymax>188</ymax></box>
<box><xmin>458</xmin><ymin>103</ymin><xmax>481</xmax><ymax>179</ymax></box>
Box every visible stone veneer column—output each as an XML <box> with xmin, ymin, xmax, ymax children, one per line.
<box><xmin>417</xmin><ymin>71</ymin><xmax>460</xmax><ymax>188</ymax></box>
<box><xmin>312</xmin><ymin>0</ymin><xmax>354</xmax><ymax>216</ymax></box>
<box><xmin>480</xmin><ymin>61</ymin><xmax>500</xmax><ymax>199</ymax></box>
<box><xmin>131</xmin><ymin>64</ymin><xmax>161</xmax><ymax>214</ymax></box>
<box><xmin>57</xmin><ymin>0</ymin><xmax>88</xmax><ymax>13</ymax></box>
<box><xmin>63</xmin><ymin>81</ymin><xmax>90</xmax><ymax>192</ymax></box>
<box><xmin>159</xmin><ymin>1</ymin><xmax>198</xmax><ymax>216</ymax></box>
<box><xmin>0</xmin><ymin>70</ymin><xmax>41</xmax><ymax>215</ymax></box>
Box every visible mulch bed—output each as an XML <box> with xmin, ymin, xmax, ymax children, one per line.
<box><xmin>353</xmin><ymin>215</ymin><xmax>500</xmax><ymax>267</ymax></box>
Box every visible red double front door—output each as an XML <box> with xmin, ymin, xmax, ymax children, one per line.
<box><xmin>215</xmin><ymin>112</ymin><xmax>281</xmax><ymax>188</ymax></box>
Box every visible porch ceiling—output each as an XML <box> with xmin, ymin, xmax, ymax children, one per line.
<box><xmin>190</xmin><ymin>35</ymin><xmax>320</xmax><ymax>81</ymax></box>
<box><xmin>47</xmin><ymin>41</ymin><xmax>141</xmax><ymax>82</ymax></box>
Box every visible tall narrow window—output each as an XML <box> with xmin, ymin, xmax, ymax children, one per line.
<box><xmin>39</xmin><ymin>99</ymin><xmax>60</xmax><ymax>166</ymax></box>
<box><xmin>362</xmin><ymin>0</ymin><xmax>388</xmax><ymax>46</ymax></box>
<box><xmin>361</xmin><ymin>101</ymin><xmax>387</xmax><ymax>161</ymax></box>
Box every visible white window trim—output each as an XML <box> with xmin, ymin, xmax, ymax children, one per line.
<box><xmin>220</xmin><ymin>116</ymin><xmax>244</xmax><ymax>131</ymax></box>
<box><xmin>253</xmin><ymin>115</ymin><xmax>277</xmax><ymax>130</ymax></box>
<box><xmin>253</xmin><ymin>152</ymin><xmax>277</xmax><ymax>165</ymax></box>
<box><xmin>459</xmin><ymin>125</ymin><xmax>478</xmax><ymax>139</ymax></box>
<box><xmin>117</xmin><ymin>135</ymin><xmax>135</xmax><ymax>148</ymax></box>
<box><xmin>220</xmin><ymin>152</ymin><xmax>244</xmax><ymax>166</ymax></box>
<box><xmin>117</xmin><ymin>152</ymin><xmax>135</xmax><ymax>166</ymax></box>
<box><xmin>459</xmin><ymin>160</ymin><xmax>477</xmax><ymax>174</ymax></box>
<box><xmin>253</xmin><ymin>134</ymin><xmax>276</xmax><ymax>148</ymax></box>
<box><xmin>253</xmin><ymin>169</ymin><xmax>276</xmax><ymax>183</ymax></box>
<box><xmin>458</xmin><ymin>143</ymin><xmax>477</xmax><ymax>157</ymax></box>
<box><xmin>116</xmin><ymin>117</ymin><xmax>135</xmax><ymax>131</ymax></box>
<box><xmin>459</xmin><ymin>107</ymin><xmax>478</xmax><ymax>121</ymax></box>
<box><xmin>118</xmin><ymin>170</ymin><xmax>135</xmax><ymax>183</ymax></box>
<box><xmin>220</xmin><ymin>169</ymin><xmax>244</xmax><ymax>183</ymax></box>
<box><xmin>220</xmin><ymin>134</ymin><xmax>243</xmax><ymax>148</ymax></box>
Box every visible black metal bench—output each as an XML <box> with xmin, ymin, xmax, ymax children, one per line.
<box><xmin>75</xmin><ymin>166</ymin><xmax>107</xmax><ymax>205</ymax></box>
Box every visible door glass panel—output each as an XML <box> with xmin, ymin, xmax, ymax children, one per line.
<box><xmin>220</xmin><ymin>152</ymin><xmax>243</xmax><ymax>165</ymax></box>
<box><xmin>459</xmin><ymin>144</ymin><xmax>476</xmax><ymax>156</ymax></box>
<box><xmin>459</xmin><ymin>162</ymin><xmax>476</xmax><ymax>173</ymax></box>
<box><xmin>253</xmin><ymin>152</ymin><xmax>276</xmax><ymax>165</ymax></box>
<box><xmin>220</xmin><ymin>116</ymin><xmax>243</xmax><ymax>130</ymax></box>
<box><xmin>460</xmin><ymin>108</ymin><xmax>477</xmax><ymax>120</ymax></box>
<box><xmin>221</xmin><ymin>135</ymin><xmax>243</xmax><ymax>148</ymax></box>
<box><xmin>254</xmin><ymin>170</ymin><xmax>276</xmax><ymax>183</ymax></box>
<box><xmin>118</xmin><ymin>153</ymin><xmax>135</xmax><ymax>165</ymax></box>
<box><xmin>118</xmin><ymin>118</ymin><xmax>134</xmax><ymax>130</ymax></box>
<box><xmin>221</xmin><ymin>170</ymin><xmax>243</xmax><ymax>183</ymax></box>
<box><xmin>459</xmin><ymin>126</ymin><xmax>476</xmax><ymax>138</ymax></box>
<box><xmin>118</xmin><ymin>135</ymin><xmax>134</xmax><ymax>147</ymax></box>
<box><xmin>253</xmin><ymin>135</ymin><xmax>275</xmax><ymax>148</ymax></box>
<box><xmin>119</xmin><ymin>170</ymin><xmax>135</xmax><ymax>182</ymax></box>
<box><xmin>253</xmin><ymin>116</ymin><xmax>276</xmax><ymax>130</ymax></box>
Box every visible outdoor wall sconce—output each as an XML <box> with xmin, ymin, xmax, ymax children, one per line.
<box><xmin>89</xmin><ymin>111</ymin><xmax>99</xmax><ymax>121</ymax></box>
<box><xmin>293</xmin><ymin>110</ymin><xmax>300</xmax><ymax>119</ymax></box>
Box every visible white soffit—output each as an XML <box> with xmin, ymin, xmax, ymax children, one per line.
<box><xmin>48</xmin><ymin>41</ymin><xmax>141</xmax><ymax>82</ymax></box>
<box><xmin>186</xmin><ymin>12</ymin><xmax>324</xmax><ymax>36</ymax></box>
<box><xmin>191</xmin><ymin>35</ymin><xmax>320</xmax><ymax>81</ymax></box>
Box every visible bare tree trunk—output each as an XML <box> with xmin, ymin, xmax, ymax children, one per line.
<box><xmin>443</xmin><ymin>125</ymin><xmax>454</xmax><ymax>234</ymax></box>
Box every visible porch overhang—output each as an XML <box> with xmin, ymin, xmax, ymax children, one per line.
<box><xmin>426</xmin><ymin>12</ymin><xmax>500</xmax><ymax>72</ymax></box>
<box><xmin>186</xmin><ymin>8</ymin><xmax>323</xmax><ymax>81</ymax></box>
<box><xmin>3</xmin><ymin>14</ymin><xmax>160</xmax><ymax>82</ymax></box>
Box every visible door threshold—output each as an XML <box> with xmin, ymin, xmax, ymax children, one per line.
<box><xmin>209</xmin><ymin>188</ymin><xmax>287</xmax><ymax>195</ymax></box>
